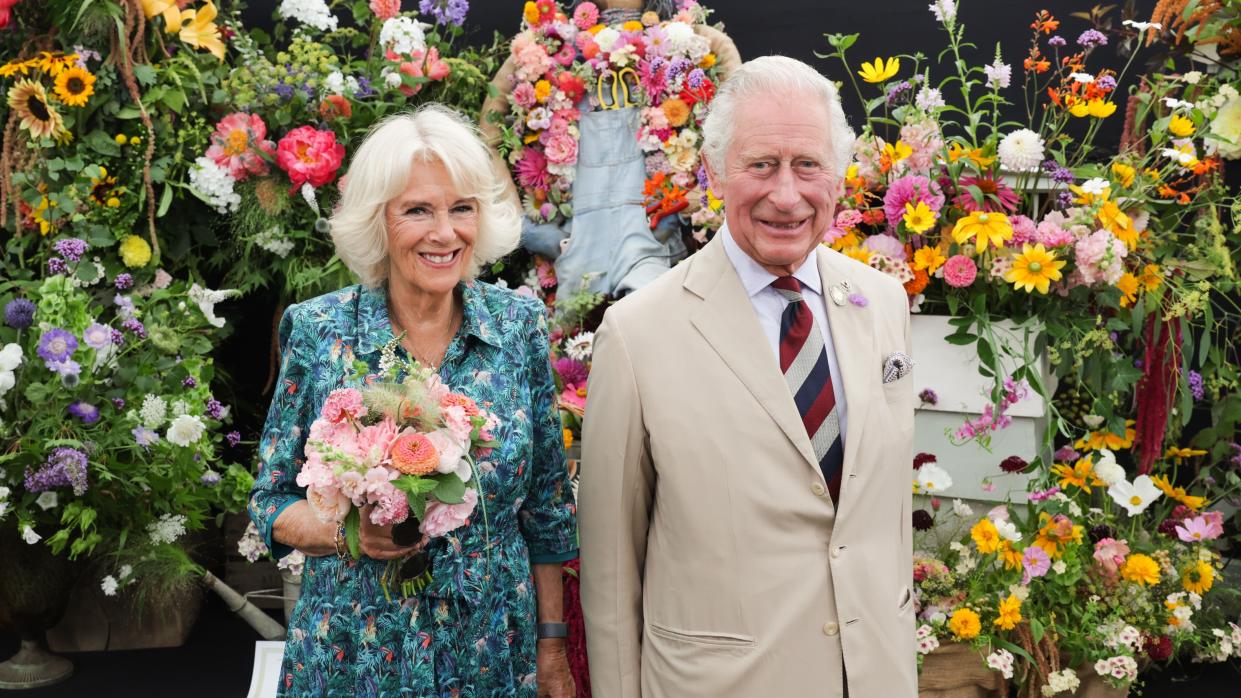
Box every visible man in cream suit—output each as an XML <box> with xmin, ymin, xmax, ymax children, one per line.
<box><xmin>580</xmin><ymin>56</ymin><xmax>917</xmax><ymax>697</ymax></box>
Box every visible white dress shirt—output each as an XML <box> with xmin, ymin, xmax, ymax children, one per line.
<box><xmin>721</xmin><ymin>225</ymin><xmax>848</xmax><ymax>440</ymax></box>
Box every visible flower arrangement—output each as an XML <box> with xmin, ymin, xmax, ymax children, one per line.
<box><xmin>499</xmin><ymin>0</ymin><xmax>724</xmax><ymax>236</ymax></box>
<box><xmin>294</xmin><ymin>340</ymin><xmax>499</xmax><ymax>596</ymax></box>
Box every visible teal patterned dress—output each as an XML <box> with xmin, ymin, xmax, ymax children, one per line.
<box><xmin>248</xmin><ymin>281</ymin><xmax>578</xmax><ymax>697</ymax></box>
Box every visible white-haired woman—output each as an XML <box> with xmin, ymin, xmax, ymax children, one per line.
<box><xmin>248</xmin><ymin>104</ymin><xmax>578</xmax><ymax>698</ymax></box>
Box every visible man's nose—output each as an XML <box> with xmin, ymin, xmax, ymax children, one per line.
<box><xmin>767</xmin><ymin>165</ymin><xmax>801</xmax><ymax>210</ymax></box>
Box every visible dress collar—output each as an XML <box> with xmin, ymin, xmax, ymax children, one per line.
<box><xmin>355</xmin><ymin>281</ymin><xmax>500</xmax><ymax>357</ymax></box>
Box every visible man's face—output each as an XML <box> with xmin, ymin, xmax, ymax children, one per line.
<box><xmin>708</xmin><ymin>93</ymin><xmax>840</xmax><ymax>276</ymax></box>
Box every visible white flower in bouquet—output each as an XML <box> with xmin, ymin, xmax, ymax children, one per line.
<box><xmin>140</xmin><ymin>394</ymin><xmax>168</xmax><ymax>429</ymax></box>
<box><xmin>1069</xmin><ymin>72</ymin><xmax>1094</xmax><ymax>84</ymax></box>
<box><xmin>1163</xmin><ymin>97</ymin><xmax>1194</xmax><ymax>110</ymax></box>
<box><xmin>255</xmin><ymin>225</ymin><xmax>296</xmax><ymax>258</ymax></box>
<box><xmin>915</xmin><ymin>624</ymin><xmax>939</xmax><ymax>654</ymax></box>
<box><xmin>1107</xmin><ymin>474</ymin><xmax>1162</xmax><ymax>515</ymax></box>
<box><xmin>1205</xmin><ymin>96</ymin><xmax>1241</xmax><ymax>160</ymax></box>
<box><xmin>984</xmin><ymin>59</ymin><xmax>1011</xmax><ymax>89</ymax></box>
<box><xmin>915</xmin><ymin>463</ymin><xmax>953</xmax><ymax>493</ymax></box>
<box><xmin>1092</xmin><ymin>449</ymin><xmax>1125</xmax><ymax>486</ymax></box>
<box><xmin>915</xmin><ymin>86</ymin><xmax>945</xmax><ymax>111</ymax></box>
<box><xmin>21</xmin><ymin>524</ymin><xmax>41</xmax><ymax>545</ymax></box>
<box><xmin>166</xmin><ymin>414</ymin><xmax>206</xmax><ymax>447</ymax></box>
<box><xmin>0</xmin><ymin>369</ymin><xmax>14</xmax><ymax>397</ymax></box>
<box><xmin>0</xmin><ymin>342</ymin><xmax>23</xmax><ymax>371</ymax></box>
<box><xmin>998</xmin><ymin>128</ymin><xmax>1045</xmax><ymax>172</ymax></box>
<box><xmin>322</xmin><ymin>71</ymin><xmax>360</xmax><ymax>97</ymax></box>
<box><xmin>992</xmin><ymin>517</ymin><xmax>1022</xmax><ymax>542</ymax></box>
<box><xmin>189</xmin><ymin>157</ymin><xmax>242</xmax><ymax>214</ymax></box>
<box><xmin>564</xmin><ymin>331</ymin><xmax>595</xmax><ymax>361</ymax></box>
<box><xmin>1122</xmin><ymin>20</ymin><xmax>1161</xmax><ymax>31</ymax></box>
<box><xmin>951</xmin><ymin>499</ymin><xmax>973</xmax><ymax>517</ymax></box>
<box><xmin>277</xmin><ymin>550</ymin><xmax>306</xmax><ymax>576</ymax></box>
<box><xmin>1041</xmin><ymin>668</ymin><xmax>1080</xmax><ymax>696</ymax></box>
<box><xmin>928</xmin><ymin>0</ymin><xmax>956</xmax><ymax>25</ymax></box>
<box><xmin>1182</xmin><ymin>71</ymin><xmax>1203</xmax><ymax>85</ymax></box>
<box><xmin>189</xmin><ymin>283</ymin><xmax>240</xmax><ymax>328</ymax></box>
<box><xmin>277</xmin><ymin>0</ymin><xmax>338</xmax><ymax>32</ymax></box>
<box><xmin>35</xmin><ymin>492</ymin><xmax>58</xmax><ymax>511</ymax></box>
<box><xmin>237</xmin><ymin>521</ymin><xmax>270</xmax><ymax>562</ymax></box>
<box><xmin>381</xmin><ymin>16</ymin><xmax>429</xmax><ymax>55</ymax></box>
<box><xmin>100</xmin><ymin>575</ymin><xmax>119</xmax><ymax>597</ymax></box>
<box><xmin>1081</xmin><ymin>178</ymin><xmax>1111</xmax><ymax>196</ymax></box>
<box><xmin>986</xmin><ymin>649</ymin><xmax>1015</xmax><ymax>679</ymax></box>
<box><xmin>147</xmin><ymin>513</ymin><xmax>188</xmax><ymax>545</ymax></box>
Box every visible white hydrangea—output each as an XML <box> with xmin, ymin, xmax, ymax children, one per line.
<box><xmin>998</xmin><ymin>128</ymin><xmax>1045</xmax><ymax>172</ymax></box>
<box><xmin>255</xmin><ymin>225</ymin><xmax>295</xmax><ymax>258</ymax></box>
<box><xmin>166</xmin><ymin>414</ymin><xmax>206</xmax><ymax>447</ymax></box>
<box><xmin>189</xmin><ymin>157</ymin><xmax>242</xmax><ymax>214</ymax></box>
<box><xmin>237</xmin><ymin>521</ymin><xmax>270</xmax><ymax>563</ymax></box>
<box><xmin>147</xmin><ymin>513</ymin><xmax>188</xmax><ymax>545</ymax></box>
<box><xmin>101</xmin><ymin>575</ymin><xmax>119</xmax><ymax>597</ymax></box>
<box><xmin>277</xmin><ymin>0</ymin><xmax>338</xmax><ymax>32</ymax></box>
<box><xmin>140</xmin><ymin>394</ymin><xmax>168</xmax><ymax>429</ymax></box>
<box><xmin>380</xmin><ymin>16</ymin><xmax>428</xmax><ymax>56</ymax></box>
<box><xmin>564</xmin><ymin>331</ymin><xmax>595</xmax><ymax>361</ymax></box>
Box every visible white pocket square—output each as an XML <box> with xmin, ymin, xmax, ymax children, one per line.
<box><xmin>882</xmin><ymin>352</ymin><xmax>914</xmax><ymax>384</ymax></box>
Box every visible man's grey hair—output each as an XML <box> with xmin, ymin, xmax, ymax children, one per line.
<box><xmin>701</xmin><ymin>55</ymin><xmax>856</xmax><ymax>183</ymax></box>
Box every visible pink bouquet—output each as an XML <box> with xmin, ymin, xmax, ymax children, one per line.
<box><xmin>295</xmin><ymin>352</ymin><xmax>499</xmax><ymax>594</ymax></box>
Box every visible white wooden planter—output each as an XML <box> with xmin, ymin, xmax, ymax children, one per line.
<box><xmin>911</xmin><ymin>315</ymin><xmax>1056</xmax><ymax>504</ymax></box>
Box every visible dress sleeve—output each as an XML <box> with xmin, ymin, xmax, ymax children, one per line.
<box><xmin>518</xmin><ymin>301</ymin><xmax>579</xmax><ymax>564</ymax></box>
<box><xmin>247</xmin><ymin>304</ymin><xmax>316</xmax><ymax>560</ymax></box>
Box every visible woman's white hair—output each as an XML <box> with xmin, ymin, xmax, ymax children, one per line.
<box><xmin>701</xmin><ymin>55</ymin><xmax>856</xmax><ymax>183</ymax></box>
<box><xmin>329</xmin><ymin>104</ymin><xmax>522</xmax><ymax>287</ymax></box>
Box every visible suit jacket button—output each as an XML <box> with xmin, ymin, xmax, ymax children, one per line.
<box><xmin>822</xmin><ymin>622</ymin><xmax>839</xmax><ymax>636</ymax></box>
<box><xmin>831</xmin><ymin>546</ymin><xmax>843</xmax><ymax>559</ymax></box>
<box><xmin>811</xmin><ymin>482</ymin><xmax>826</xmax><ymax>496</ymax></box>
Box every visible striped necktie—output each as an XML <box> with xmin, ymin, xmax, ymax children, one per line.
<box><xmin>771</xmin><ymin>276</ymin><xmax>844</xmax><ymax>503</ymax></box>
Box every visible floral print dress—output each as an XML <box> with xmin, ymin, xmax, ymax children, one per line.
<box><xmin>248</xmin><ymin>281</ymin><xmax>578</xmax><ymax>697</ymax></box>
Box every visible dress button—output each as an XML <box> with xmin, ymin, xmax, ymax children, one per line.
<box><xmin>831</xmin><ymin>546</ymin><xmax>843</xmax><ymax>559</ymax></box>
<box><xmin>811</xmin><ymin>482</ymin><xmax>826</xmax><ymax>496</ymax></box>
<box><xmin>822</xmin><ymin>622</ymin><xmax>839</xmax><ymax>636</ymax></box>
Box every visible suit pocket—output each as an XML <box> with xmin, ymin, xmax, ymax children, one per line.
<box><xmin>897</xmin><ymin>585</ymin><xmax>913</xmax><ymax>613</ymax></box>
<box><xmin>648</xmin><ymin>621</ymin><xmax>756</xmax><ymax>649</ymax></box>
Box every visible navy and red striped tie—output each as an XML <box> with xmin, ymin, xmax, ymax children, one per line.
<box><xmin>771</xmin><ymin>276</ymin><xmax>844</xmax><ymax>503</ymax></box>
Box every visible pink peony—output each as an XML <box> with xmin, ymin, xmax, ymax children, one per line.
<box><xmin>276</xmin><ymin>126</ymin><xmax>346</xmax><ymax>189</ymax></box>
<box><xmin>572</xmin><ymin>1</ymin><xmax>599</xmax><ymax>30</ymax></box>
<box><xmin>369</xmin><ymin>0</ymin><xmax>401</xmax><ymax>21</ymax></box>
<box><xmin>1073</xmin><ymin>229</ymin><xmax>1127</xmax><ymax>285</ymax></box>
<box><xmin>883</xmin><ymin>175</ymin><xmax>944</xmax><ymax>229</ymax></box>
<box><xmin>306</xmin><ymin>484</ymin><xmax>352</xmax><ymax>523</ymax></box>
<box><xmin>542</xmin><ymin>132</ymin><xmax>578</xmax><ymax>165</ymax></box>
<box><xmin>942</xmin><ymin>255</ymin><xmax>977</xmax><ymax>288</ymax></box>
<box><xmin>1092</xmin><ymin>537</ymin><xmax>1130</xmax><ymax>578</ymax></box>
<box><xmin>321</xmin><ymin>388</ymin><xmax>367</xmax><ymax>423</ymax></box>
<box><xmin>205</xmin><ymin>113</ymin><xmax>277</xmax><ymax>181</ymax></box>
<box><xmin>420</xmin><ymin>488</ymin><xmax>478</xmax><ymax>537</ymax></box>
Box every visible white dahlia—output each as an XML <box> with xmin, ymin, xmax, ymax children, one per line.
<box><xmin>998</xmin><ymin>128</ymin><xmax>1045</xmax><ymax>172</ymax></box>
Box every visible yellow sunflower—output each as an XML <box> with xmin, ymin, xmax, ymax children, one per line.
<box><xmin>89</xmin><ymin>167</ymin><xmax>124</xmax><ymax>206</ymax></box>
<box><xmin>7</xmin><ymin>80</ymin><xmax>64</xmax><ymax>140</ymax></box>
<box><xmin>0</xmin><ymin>57</ymin><xmax>38</xmax><ymax>78</ymax></box>
<box><xmin>53</xmin><ymin>66</ymin><xmax>96</xmax><ymax>107</ymax></box>
<box><xmin>1005</xmin><ymin>243</ymin><xmax>1065</xmax><ymax>294</ymax></box>
<box><xmin>952</xmin><ymin>211</ymin><xmax>1013</xmax><ymax>253</ymax></box>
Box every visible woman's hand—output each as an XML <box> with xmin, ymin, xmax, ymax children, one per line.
<box><xmin>536</xmin><ymin>638</ymin><xmax>575</xmax><ymax>698</ymax></box>
<box><xmin>357</xmin><ymin>504</ymin><xmax>426</xmax><ymax>561</ymax></box>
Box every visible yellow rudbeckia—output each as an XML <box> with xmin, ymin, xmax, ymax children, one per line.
<box><xmin>858</xmin><ymin>57</ymin><xmax>900</xmax><ymax>83</ymax></box>
<box><xmin>1110</xmin><ymin>162</ymin><xmax>1135</xmax><ymax>188</ymax></box>
<box><xmin>903</xmin><ymin>201</ymin><xmax>936</xmax><ymax>234</ymax></box>
<box><xmin>1005</xmin><ymin>243</ymin><xmax>1065</xmax><ymax>294</ymax></box>
<box><xmin>913</xmin><ymin>246</ymin><xmax>946</xmax><ymax>273</ymax></box>
<box><xmin>1117</xmin><ymin>272</ymin><xmax>1139</xmax><ymax>307</ymax></box>
<box><xmin>951</xmin><ymin>211</ymin><xmax>1013</xmax><ymax>253</ymax></box>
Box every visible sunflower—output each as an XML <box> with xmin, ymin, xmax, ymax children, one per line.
<box><xmin>53</xmin><ymin>66</ymin><xmax>96</xmax><ymax>107</ymax></box>
<box><xmin>0</xmin><ymin>57</ymin><xmax>38</xmax><ymax>78</ymax></box>
<box><xmin>35</xmin><ymin>52</ymin><xmax>79</xmax><ymax>78</ymax></box>
<box><xmin>1005</xmin><ymin>243</ymin><xmax>1065</xmax><ymax>294</ymax></box>
<box><xmin>7</xmin><ymin>80</ymin><xmax>64</xmax><ymax>140</ymax></box>
<box><xmin>89</xmin><ymin>167</ymin><xmax>123</xmax><ymax>206</ymax></box>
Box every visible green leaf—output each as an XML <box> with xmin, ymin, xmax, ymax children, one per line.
<box><xmin>977</xmin><ymin>339</ymin><xmax>996</xmax><ymax>370</ymax></box>
<box><xmin>157</xmin><ymin>184</ymin><xmax>174</xmax><ymax>218</ymax></box>
<box><xmin>944</xmin><ymin>332</ymin><xmax>977</xmax><ymax>346</ymax></box>
<box><xmin>1030</xmin><ymin>617</ymin><xmax>1045</xmax><ymax>644</ymax></box>
<box><xmin>345</xmin><ymin>507</ymin><xmax>361</xmax><ymax>559</ymax></box>
<box><xmin>133</xmin><ymin>64</ymin><xmax>157</xmax><ymax>86</ymax></box>
<box><xmin>431</xmin><ymin>474</ymin><xmax>466</xmax><ymax>504</ymax></box>
<box><xmin>825</xmin><ymin>33</ymin><xmax>859</xmax><ymax>51</ymax></box>
<box><xmin>393</xmin><ymin>475</ymin><xmax>439</xmax><ymax>496</ymax></box>
<box><xmin>408</xmin><ymin>492</ymin><xmax>427</xmax><ymax>521</ymax></box>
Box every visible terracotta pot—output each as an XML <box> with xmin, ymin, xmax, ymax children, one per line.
<box><xmin>0</xmin><ymin>526</ymin><xmax>79</xmax><ymax>689</ymax></box>
<box><xmin>918</xmin><ymin>642</ymin><xmax>1003</xmax><ymax>698</ymax></box>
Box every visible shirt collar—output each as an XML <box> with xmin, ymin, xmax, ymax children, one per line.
<box><xmin>355</xmin><ymin>281</ymin><xmax>500</xmax><ymax>357</ymax></box>
<box><xmin>720</xmin><ymin>223</ymin><xmax>823</xmax><ymax>298</ymax></box>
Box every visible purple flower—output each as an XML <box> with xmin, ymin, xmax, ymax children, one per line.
<box><xmin>225</xmin><ymin>430</ymin><xmax>242</xmax><ymax>447</ymax></box>
<box><xmin>122</xmin><ymin>318</ymin><xmax>147</xmax><ymax>339</ymax></box>
<box><xmin>205</xmin><ymin>398</ymin><xmax>225</xmax><ymax>420</ymax></box>
<box><xmin>24</xmin><ymin>447</ymin><xmax>89</xmax><ymax>496</ymax></box>
<box><xmin>182</xmin><ymin>376</ymin><xmax>197</xmax><ymax>388</ymax></box>
<box><xmin>46</xmin><ymin>358</ymin><xmax>81</xmax><ymax>378</ymax></box>
<box><xmin>1041</xmin><ymin>160</ymin><xmax>1074</xmax><ymax>184</ymax></box>
<box><xmin>114</xmin><ymin>294</ymin><xmax>136</xmax><ymax>319</ymax></box>
<box><xmin>848</xmin><ymin>293</ymin><xmax>868</xmax><ymax>307</ymax></box>
<box><xmin>918</xmin><ymin>388</ymin><xmax>938</xmax><ymax>406</ymax></box>
<box><xmin>1077</xmin><ymin>29</ymin><xmax>1108</xmax><ymax>48</ymax></box>
<box><xmin>4</xmin><ymin>298</ymin><xmax>35</xmax><ymax>329</ymax></box>
<box><xmin>114</xmin><ymin>273</ymin><xmax>133</xmax><ymax>290</ymax></box>
<box><xmin>1096</xmin><ymin>75</ymin><xmax>1117</xmax><ymax>91</ymax></box>
<box><xmin>419</xmin><ymin>0</ymin><xmax>469</xmax><ymax>27</ymax></box>
<box><xmin>83</xmin><ymin>323</ymin><xmax>112</xmax><ymax>350</ymax></box>
<box><xmin>53</xmin><ymin>238</ymin><xmax>88</xmax><ymax>262</ymax></box>
<box><xmin>1053</xmin><ymin>446</ymin><xmax>1080</xmax><ymax>462</ymax></box>
<box><xmin>132</xmin><ymin>426</ymin><xmax>159</xmax><ymax>447</ymax></box>
<box><xmin>1028</xmin><ymin>486</ymin><xmax>1061</xmax><ymax>502</ymax></box>
<box><xmin>200</xmin><ymin>470</ymin><xmax>222</xmax><ymax>486</ymax></box>
<box><xmin>354</xmin><ymin>76</ymin><xmax>375</xmax><ymax>97</ymax></box>
<box><xmin>37</xmin><ymin>328</ymin><xmax>78</xmax><ymax>363</ymax></box>
<box><xmin>1187</xmin><ymin>370</ymin><xmax>1204</xmax><ymax>401</ymax></box>
<box><xmin>48</xmin><ymin>257</ymin><xmax>68</xmax><ymax>275</ymax></box>
<box><xmin>553</xmin><ymin>357</ymin><xmax>589</xmax><ymax>386</ymax></box>
<box><xmin>68</xmin><ymin>401</ymin><xmax>100</xmax><ymax>424</ymax></box>
<box><xmin>274</xmin><ymin>83</ymin><xmax>295</xmax><ymax>100</ymax></box>
<box><xmin>1055</xmin><ymin>190</ymin><xmax>1074</xmax><ymax>209</ymax></box>
<box><xmin>110</xmin><ymin>329</ymin><xmax>125</xmax><ymax>346</ymax></box>
<box><xmin>1022</xmin><ymin>545</ymin><xmax>1051</xmax><ymax>584</ymax></box>
<box><xmin>686</xmin><ymin>68</ymin><xmax>706</xmax><ymax>89</ymax></box>
<box><xmin>1048</xmin><ymin>35</ymin><xmax>1066</xmax><ymax>47</ymax></box>
<box><xmin>111</xmin><ymin>397</ymin><xmax>126</xmax><ymax>409</ymax></box>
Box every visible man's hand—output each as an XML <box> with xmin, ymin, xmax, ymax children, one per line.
<box><xmin>536</xmin><ymin>638</ymin><xmax>576</xmax><ymax>698</ymax></box>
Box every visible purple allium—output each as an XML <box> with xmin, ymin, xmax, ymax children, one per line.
<box><xmin>121</xmin><ymin>318</ymin><xmax>147</xmax><ymax>339</ymax></box>
<box><xmin>37</xmin><ymin>328</ymin><xmax>78</xmax><ymax>363</ymax></box>
<box><xmin>552</xmin><ymin>357</ymin><xmax>589</xmax><ymax>386</ymax></box>
<box><xmin>1077</xmin><ymin>29</ymin><xmax>1108</xmax><ymax>48</ymax></box>
<box><xmin>132</xmin><ymin>426</ymin><xmax>159</xmax><ymax>447</ymax></box>
<box><xmin>1048</xmin><ymin>35</ymin><xmax>1066</xmax><ymax>47</ymax></box>
<box><xmin>200</xmin><ymin>470</ymin><xmax>222</xmax><ymax>486</ymax></box>
<box><xmin>225</xmin><ymin>430</ymin><xmax>242</xmax><ymax>447</ymax></box>
<box><xmin>1187</xmin><ymin>370</ymin><xmax>1204</xmax><ymax>401</ymax></box>
<box><xmin>114</xmin><ymin>294</ymin><xmax>136</xmax><ymax>318</ymax></box>
<box><xmin>53</xmin><ymin>238</ymin><xmax>88</xmax><ymax>262</ymax></box>
<box><xmin>68</xmin><ymin>401</ymin><xmax>100</xmax><ymax>424</ymax></box>
<box><xmin>1053</xmin><ymin>445</ymin><xmax>1080</xmax><ymax>462</ymax></box>
<box><xmin>918</xmin><ymin>388</ymin><xmax>938</xmax><ymax>406</ymax></box>
<box><xmin>47</xmin><ymin>257</ymin><xmax>68</xmax><ymax>275</ymax></box>
<box><xmin>419</xmin><ymin>0</ymin><xmax>469</xmax><ymax>27</ymax></box>
<box><xmin>114</xmin><ymin>273</ymin><xmax>133</xmax><ymax>290</ymax></box>
<box><xmin>82</xmin><ymin>323</ymin><xmax>112</xmax><ymax>350</ymax></box>
<box><xmin>1096</xmin><ymin>75</ymin><xmax>1117</xmax><ymax>91</ymax></box>
<box><xmin>24</xmin><ymin>447</ymin><xmax>89</xmax><ymax>496</ymax></box>
<box><xmin>111</xmin><ymin>397</ymin><xmax>125</xmax><ymax>410</ymax></box>
<box><xmin>110</xmin><ymin>329</ymin><xmax>125</xmax><ymax>346</ymax></box>
<box><xmin>4</xmin><ymin>298</ymin><xmax>35</xmax><ymax>329</ymax></box>
<box><xmin>205</xmin><ymin>397</ymin><xmax>225</xmax><ymax>420</ymax></box>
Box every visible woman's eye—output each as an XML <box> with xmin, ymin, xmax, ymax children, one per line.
<box><xmin>405</xmin><ymin>206</ymin><xmax>428</xmax><ymax>216</ymax></box>
<box><xmin>452</xmin><ymin>204</ymin><xmax>477</xmax><ymax>215</ymax></box>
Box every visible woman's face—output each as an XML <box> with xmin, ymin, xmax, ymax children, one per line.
<box><xmin>384</xmin><ymin>159</ymin><xmax>479</xmax><ymax>299</ymax></box>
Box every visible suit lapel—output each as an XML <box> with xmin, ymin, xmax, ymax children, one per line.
<box><xmin>818</xmin><ymin>249</ymin><xmax>878</xmax><ymax>512</ymax></box>
<box><xmin>686</xmin><ymin>240</ymin><xmax>821</xmax><ymax>475</ymax></box>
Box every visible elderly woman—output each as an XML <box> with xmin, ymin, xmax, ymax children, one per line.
<box><xmin>248</xmin><ymin>105</ymin><xmax>578</xmax><ymax>698</ymax></box>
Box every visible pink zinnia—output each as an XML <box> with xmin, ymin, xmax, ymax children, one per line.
<box><xmin>205</xmin><ymin>113</ymin><xmax>277</xmax><ymax>181</ymax></box>
<box><xmin>275</xmin><ymin>126</ymin><xmax>346</xmax><ymax>189</ymax></box>
<box><xmin>883</xmin><ymin>175</ymin><xmax>944</xmax><ymax>228</ymax></box>
<box><xmin>535</xmin><ymin>257</ymin><xmax>557</xmax><ymax>287</ymax></box>
<box><xmin>515</xmin><ymin>148</ymin><xmax>550</xmax><ymax>191</ymax></box>
<box><xmin>953</xmin><ymin>175</ymin><xmax>1020</xmax><ymax>213</ymax></box>
<box><xmin>572</xmin><ymin>1</ymin><xmax>599</xmax><ymax>30</ymax></box>
<box><xmin>369</xmin><ymin>0</ymin><xmax>401</xmax><ymax>20</ymax></box>
<box><xmin>942</xmin><ymin>255</ymin><xmax>977</xmax><ymax>288</ymax></box>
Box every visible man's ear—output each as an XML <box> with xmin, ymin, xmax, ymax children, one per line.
<box><xmin>703</xmin><ymin>155</ymin><xmax>723</xmax><ymax>194</ymax></box>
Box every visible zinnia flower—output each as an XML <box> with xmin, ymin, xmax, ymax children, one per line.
<box><xmin>390</xmin><ymin>432</ymin><xmax>440</xmax><ymax>476</ymax></box>
<box><xmin>7</xmin><ymin>79</ymin><xmax>64</xmax><ymax>139</ymax></box>
<box><xmin>858</xmin><ymin>57</ymin><xmax>900</xmax><ymax>83</ymax></box>
<box><xmin>53</xmin><ymin>66</ymin><xmax>96</xmax><ymax>107</ymax></box>
<box><xmin>1005</xmin><ymin>243</ymin><xmax>1065</xmax><ymax>294</ymax></box>
<box><xmin>1120</xmin><ymin>553</ymin><xmax>1160</xmax><ymax>586</ymax></box>
<box><xmin>951</xmin><ymin>211</ymin><xmax>1013</xmax><ymax>252</ymax></box>
<box><xmin>942</xmin><ymin>254</ymin><xmax>977</xmax><ymax>288</ymax></box>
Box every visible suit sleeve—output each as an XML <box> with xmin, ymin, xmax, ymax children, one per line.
<box><xmin>580</xmin><ymin>309</ymin><xmax>655</xmax><ymax>698</ymax></box>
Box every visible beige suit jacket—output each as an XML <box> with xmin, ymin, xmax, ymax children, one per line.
<box><xmin>580</xmin><ymin>237</ymin><xmax>917</xmax><ymax>697</ymax></box>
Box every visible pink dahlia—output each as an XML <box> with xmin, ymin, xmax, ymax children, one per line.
<box><xmin>953</xmin><ymin>175</ymin><xmax>1020</xmax><ymax>213</ymax></box>
<box><xmin>573</xmin><ymin>2</ymin><xmax>599</xmax><ymax>30</ymax></box>
<box><xmin>515</xmin><ymin>148</ymin><xmax>551</xmax><ymax>191</ymax></box>
<box><xmin>883</xmin><ymin>175</ymin><xmax>944</xmax><ymax>228</ymax></box>
<box><xmin>276</xmin><ymin>126</ymin><xmax>346</xmax><ymax>189</ymax></box>
<box><xmin>942</xmin><ymin>254</ymin><xmax>977</xmax><ymax>288</ymax></box>
<box><xmin>205</xmin><ymin>113</ymin><xmax>277</xmax><ymax>181</ymax></box>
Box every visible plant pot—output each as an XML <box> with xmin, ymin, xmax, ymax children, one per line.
<box><xmin>280</xmin><ymin>571</ymin><xmax>301</xmax><ymax>625</ymax></box>
<box><xmin>918</xmin><ymin>642</ymin><xmax>1002</xmax><ymax>698</ymax></box>
<box><xmin>1073</xmin><ymin>665</ymin><xmax>1129</xmax><ymax>698</ymax></box>
<box><xmin>0</xmin><ymin>527</ymin><xmax>79</xmax><ymax>689</ymax></box>
<box><xmin>45</xmin><ymin>575</ymin><xmax>203</xmax><ymax>652</ymax></box>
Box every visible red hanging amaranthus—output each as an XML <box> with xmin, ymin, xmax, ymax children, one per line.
<box><xmin>562</xmin><ymin>557</ymin><xmax>592</xmax><ymax>697</ymax></box>
<box><xmin>1133</xmin><ymin>314</ymin><xmax>1182</xmax><ymax>474</ymax></box>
